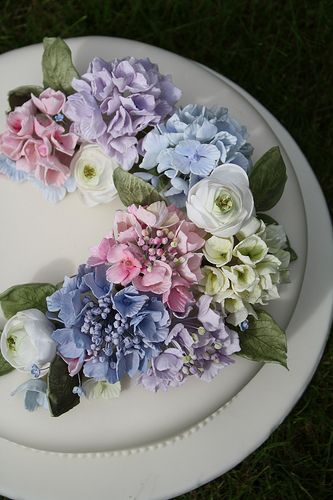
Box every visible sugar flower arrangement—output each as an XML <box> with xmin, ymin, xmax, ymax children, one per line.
<box><xmin>0</xmin><ymin>38</ymin><xmax>297</xmax><ymax>417</ymax></box>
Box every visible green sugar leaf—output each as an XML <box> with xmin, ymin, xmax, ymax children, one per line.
<box><xmin>113</xmin><ymin>167</ymin><xmax>163</xmax><ymax>206</ymax></box>
<box><xmin>0</xmin><ymin>283</ymin><xmax>57</xmax><ymax>319</ymax></box>
<box><xmin>250</xmin><ymin>146</ymin><xmax>287</xmax><ymax>211</ymax></box>
<box><xmin>8</xmin><ymin>85</ymin><xmax>44</xmax><ymax>110</ymax></box>
<box><xmin>42</xmin><ymin>37</ymin><xmax>79</xmax><ymax>94</ymax></box>
<box><xmin>238</xmin><ymin>310</ymin><xmax>288</xmax><ymax>368</ymax></box>
<box><xmin>47</xmin><ymin>355</ymin><xmax>80</xmax><ymax>417</ymax></box>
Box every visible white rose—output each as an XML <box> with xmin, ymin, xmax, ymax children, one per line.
<box><xmin>0</xmin><ymin>309</ymin><xmax>56</xmax><ymax>376</ymax></box>
<box><xmin>71</xmin><ymin>144</ymin><xmax>120</xmax><ymax>207</ymax></box>
<box><xmin>186</xmin><ymin>164</ymin><xmax>254</xmax><ymax>237</ymax></box>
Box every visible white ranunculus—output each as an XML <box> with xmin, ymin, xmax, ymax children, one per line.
<box><xmin>0</xmin><ymin>309</ymin><xmax>56</xmax><ymax>376</ymax></box>
<box><xmin>236</xmin><ymin>216</ymin><xmax>262</xmax><ymax>240</ymax></box>
<box><xmin>71</xmin><ymin>144</ymin><xmax>120</xmax><ymax>207</ymax></box>
<box><xmin>186</xmin><ymin>164</ymin><xmax>254</xmax><ymax>237</ymax></box>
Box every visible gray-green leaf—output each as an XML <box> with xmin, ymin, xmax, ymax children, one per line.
<box><xmin>250</xmin><ymin>146</ymin><xmax>287</xmax><ymax>211</ymax></box>
<box><xmin>257</xmin><ymin>212</ymin><xmax>297</xmax><ymax>261</ymax></box>
<box><xmin>47</xmin><ymin>355</ymin><xmax>80</xmax><ymax>417</ymax></box>
<box><xmin>8</xmin><ymin>85</ymin><xmax>44</xmax><ymax>111</ymax></box>
<box><xmin>238</xmin><ymin>310</ymin><xmax>288</xmax><ymax>368</ymax></box>
<box><xmin>113</xmin><ymin>167</ymin><xmax>163</xmax><ymax>206</ymax></box>
<box><xmin>0</xmin><ymin>332</ymin><xmax>14</xmax><ymax>376</ymax></box>
<box><xmin>42</xmin><ymin>37</ymin><xmax>79</xmax><ymax>94</ymax></box>
<box><xmin>0</xmin><ymin>283</ymin><xmax>57</xmax><ymax>320</ymax></box>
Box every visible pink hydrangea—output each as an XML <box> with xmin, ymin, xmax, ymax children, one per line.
<box><xmin>88</xmin><ymin>201</ymin><xmax>206</xmax><ymax>313</ymax></box>
<box><xmin>0</xmin><ymin>88</ymin><xmax>78</xmax><ymax>188</ymax></box>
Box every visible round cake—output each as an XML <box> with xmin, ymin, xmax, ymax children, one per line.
<box><xmin>0</xmin><ymin>37</ymin><xmax>306</xmax><ymax>455</ymax></box>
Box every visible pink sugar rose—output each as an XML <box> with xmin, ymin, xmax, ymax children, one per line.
<box><xmin>114</xmin><ymin>211</ymin><xmax>141</xmax><ymax>243</ymax></box>
<box><xmin>106</xmin><ymin>244</ymin><xmax>144</xmax><ymax>285</ymax></box>
<box><xmin>31</xmin><ymin>88</ymin><xmax>66</xmax><ymax>116</ymax></box>
<box><xmin>88</xmin><ymin>235</ymin><xmax>115</xmax><ymax>266</ymax></box>
<box><xmin>133</xmin><ymin>260</ymin><xmax>172</xmax><ymax>295</ymax></box>
<box><xmin>128</xmin><ymin>201</ymin><xmax>180</xmax><ymax>228</ymax></box>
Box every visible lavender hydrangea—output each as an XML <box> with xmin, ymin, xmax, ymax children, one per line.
<box><xmin>64</xmin><ymin>57</ymin><xmax>181</xmax><ymax>170</ymax></box>
<box><xmin>47</xmin><ymin>265</ymin><xmax>170</xmax><ymax>384</ymax></box>
<box><xmin>139</xmin><ymin>295</ymin><xmax>240</xmax><ymax>391</ymax></box>
<box><xmin>137</xmin><ymin>104</ymin><xmax>254</xmax><ymax>207</ymax></box>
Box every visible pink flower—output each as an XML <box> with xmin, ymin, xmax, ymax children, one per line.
<box><xmin>164</xmin><ymin>285</ymin><xmax>194</xmax><ymax>314</ymax></box>
<box><xmin>31</xmin><ymin>88</ymin><xmax>66</xmax><ymax>116</ymax></box>
<box><xmin>106</xmin><ymin>244</ymin><xmax>144</xmax><ymax>285</ymax></box>
<box><xmin>133</xmin><ymin>260</ymin><xmax>172</xmax><ymax>294</ymax></box>
<box><xmin>7</xmin><ymin>100</ymin><xmax>34</xmax><ymax>137</ymax></box>
<box><xmin>0</xmin><ymin>131</ymin><xmax>25</xmax><ymax>160</ymax></box>
<box><xmin>88</xmin><ymin>235</ymin><xmax>115</xmax><ymax>266</ymax></box>
<box><xmin>114</xmin><ymin>211</ymin><xmax>141</xmax><ymax>243</ymax></box>
<box><xmin>128</xmin><ymin>201</ymin><xmax>180</xmax><ymax>228</ymax></box>
<box><xmin>0</xmin><ymin>90</ymin><xmax>78</xmax><ymax>192</ymax></box>
<box><xmin>176</xmin><ymin>221</ymin><xmax>205</xmax><ymax>254</ymax></box>
<box><xmin>177</xmin><ymin>252</ymin><xmax>203</xmax><ymax>284</ymax></box>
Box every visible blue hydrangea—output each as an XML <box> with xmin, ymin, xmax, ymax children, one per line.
<box><xmin>47</xmin><ymin>266</ymin><xmax>170</xmax><ymax>383</ymax></box>
<box><xmin>11</xmin><ymin>379</ymin><xmax>49</xmax><ymax>412</ymax></box>
<box><xmin>137</xmin><ymin>104</ymin><xmax>253</xmax><ymax>207</ymax></box>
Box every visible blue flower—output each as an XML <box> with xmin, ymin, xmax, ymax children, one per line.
<box><xmin>11</xmin><ymin>379</ymin><xmax>48</xmax><ymax>412</ymax></box>
<box><xmin>0</xmin><ymin>154</ymin><xmax>31</xmax><ymax>182</ymax></box>
<box><xmin>138</xmin><ymin>104</ymin><xmax>254</xmax><ymax>207</ymax></box>
<box><xmin>48</xmin><ymin>267</ymin><xmax>170</xmax><ymax>383</ymax></box>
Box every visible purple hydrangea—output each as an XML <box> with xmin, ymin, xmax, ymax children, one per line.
<box><xmin>64</xmin><ymin>57</ymin><xmax>181</xmax><ymax>170</ymax></box>
<box><xmin>139</xmin><ymin>295</ymin><xmax>240</xmax><ymax>391</ymax></box>
<box><xmin>136</xmin><ymin>104</ymin><xmax>254</xmax><ymax>207</ymax></box>
<box><xmin>47</xmin><ymin>266</ymin><xmax>170</xmax><ymax>383</ymax></box>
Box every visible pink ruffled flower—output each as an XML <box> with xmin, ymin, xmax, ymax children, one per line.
<box><xmin>176</xmin><ymin>221</ymin><xmax>206</xmax><ymax>255</ymax></box>
<box><xmin>88</xmin><ymin>235</ymin><xmax>115</xmax><ymax>266</ymax></box>
<box><xmin>89</xmin><ymin>201</ymin><xmax>206</xmax><ymax>313</ymax></box>
<box><xmin>106</xmin><ymin>244</ymin><xmax>144</xmax><ymax>285</ymax></box>
<box><xmin>164</xmin><ymin>285</ymin><xmax>194</xmax><ymax>314</ymax></box>
<box><xmin>114</xmin><ymin>211</ymin><xmax>141</xmax><ymax>243</ymax></box>
<box><xmin>128</xmin><ymin>201</ymin><xmax>180</xmax><ymax>228</ymax></box>
<box><xmin>0</xmin><ymin>88</ymin><xmax>78</xmax><ymax>191</ymax></box>
<box><xmin>31</xmin><ymin>88</ymin><xmax>66</xmax><ymax>116</ymax></box>
<box><xmin>133</xmin><ymin>260</ymin><xmax>172</xmax><ymax>295</ymax></box>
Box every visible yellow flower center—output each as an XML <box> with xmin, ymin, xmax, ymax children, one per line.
<box><xmin>215</xmin><ymin>193</ymin><xmax>233</xmax><ymax>213</ymax></box>
<box><xmin>7</xmin><ymin>336</ymin><xmax>16</xmax><ymax>352</ymax></box>
<box><xmin>83</xmin><ymin>164</ymin><xmax>96</xmax><ymax>180</ymax></box>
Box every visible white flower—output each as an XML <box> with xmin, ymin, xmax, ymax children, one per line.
<box><xmin>236</xmin><ymin>216</ymin><xmax>263</xmax><ymax>240</ymax></box>
<box><xmin>223</xmin><ymin>264</ymin><xmax>258</xmax><ymax>293</ymax></box>
<box><xmin>0</xmin><ymin>309</ymin><xmax>56</xmax><ymax>376</ymax></box>
<box><xmin>82</xmin><ymin>379</ymin><xmax>121</xmax><ymax>400</ymax></box>
<box><xmin>71</xmin><ymin>144</ymin><xmax>120</xmax><ymax>207</ymax></box>
<box><xmin>186</xmin><ymin>164</ymin><xmax>254</xmax><ymax>237</ymax></box>
<box><xmin>233</xmin><ymin>235</ymin><xmax>268</xmax><ymax>266</ymax></box>
<box><xmin>200</xmin><ymin>266</ymin><xmax>230</xmax><ymax>296</ymax></box>
<box><xmin>203</xmin><ymin>236</ymin><xmax>234</xmax><ymax>266</ymax></box>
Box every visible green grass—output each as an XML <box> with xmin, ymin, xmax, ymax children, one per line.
<box><xmin>0</xmin><ymin>1</ymin><xmax>332</xmax><ymax>499</ymax></box>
